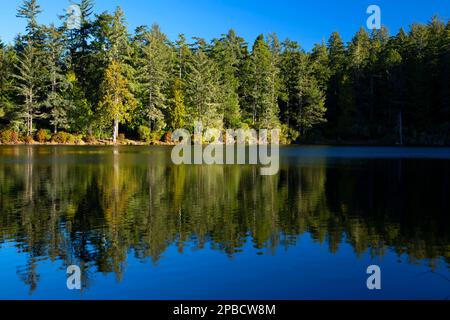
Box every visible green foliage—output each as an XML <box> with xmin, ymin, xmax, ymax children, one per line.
<box><xmin>138</xmin><ymin>125</ymin><xmax>151</xmax><ymax>142</ymax></box>
<box><xmin>134</xmin><ymin>24</ymin><xmax>171</xmax><ymax>131</ymax></box>
<box><xmin>167</xmin><ymin>78</ymin><xmax>186</xmax><ymax>130</ymax></box>
<box><xmin>210</xmin><ymin>30</ymin><xmax>244</xmax><ymax>127</ymax></box>
<box><xmin>43</xmin><ymin>24</ymin><xmax>72</xmax><ymax>134</ymax></box>
<box><xmin>0</xmin><ymin>129</ymin><xmax>19</xmax><ymax>144</ymax></box>
<box><xmin>241</xmin><ymin>35</ymin><xmax>280</xmax><ymax>129</ymax></box>
<box><xmin>98</xmin><ymin>59</ymin><xmax>137</xmax><ymax>142</ymax></box>
<box><xmin>52</xmin><ymin>131</ymin><xmax>75</xmax><ymax>144</ymax></box>
<box><xmin>0</xmin><ymin>1</ymin><xmax>448</xmax><ymax>144</ymax></box>
<box><xmin>35</xmin><ymin>128</ymin><xmax>51</xmax><ymax>143</ymax></box>
<box><xmin>185</xmin><ymin>40</ymin><xmax>223</xmax><ymax>128</ymax></box>
<box><xmin>118</xmin><ymin>133</ymin><xmax>126</xmax><ymax>142</ymax></box>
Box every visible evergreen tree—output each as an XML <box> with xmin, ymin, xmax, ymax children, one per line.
<box><xmin>242</xmin><ymin>35</ymin><xmax>279</xmax><ymax>129</ymax></box>
<box><xmin>0</xmin><ymin>2</ymin><xmax>449</xmax><ymax>145</ymax></box>
<box><xmin>63</xmin><ymin>0</ymin><xmax>94</xmax><ymax>72</ymax></box>
<box><xmin>175</xmin><ymin>34</ymin><xmax>191</xmax><ymax>80</ymax></box>
<box><xmin>135</xmin><ymin>24</ymin><xmax>171</xmax><ymax>131</ymax></box>
<box><xmin>326</xmin><ymin>32</ymin><xmax>347</xmax><ymax>138</ymax></box>
<box><xmin>17</xmin><ymin>0</ymin><xmax>43</xmax><ymax>46</ymax></box>
<box><xmin>185</xmin><ymin>39</ymin><xmax>222</xmax><ymax>128</ymax></box>
<box><xmin>98</xmin><ymin>59</ymin><xmax>136</xmax><ymax>142</ymax></box>
<box><xmin>279</xmin><ymin>39</ymin><xmax>303</xmax><ymax>128</ymax></box>
<box><xmin>296</xmin><ymin>75</ymin><xmax>327</xmax><ymax>134</ymax></box>
<box><xmin>310</xmin><ymin>42</ymin><xmax>331</xmax><ymax>90</ymax></box>
<box><xmin>13</xmin><ymin>44</ymin><xmax>45</xmax><ymax>136</ymax></box>
<box><xmin>14</xmin><ymin>0</ymin><xmax>46</xmax><ymax>136</ymax></box>
<box><xmin>167</xmin><ymin>78</ymin><xmax>186</xmax><ymax>130</ymax></box>
<box><xmin>279</xmin><ymin>40</ymin><xmax>327</xmax><ymax>136</ymax></box>
<box><xmin>96</xmin><ymin>6</ymin><xmax>136</xmax><ymax>140</ymax></box>
<box><xmin>211</xmin><ymin>29</ymin><xmax>245</xmax><ymax>128</ymax></box>
<box><xmin>43</xmin><ymin>24</ymin><xmax>71</xmax><ymax>133</ymax></box>
<box><xmin>0</xmin><ymin>42</ymin><xmax>16</xmax><ymax>122</ymax></box>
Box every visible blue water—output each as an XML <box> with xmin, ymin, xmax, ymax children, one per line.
<box><xmin>0</xmin><ymin>146</ymin><xmax>449</xmax><ymax>300</ymax></box>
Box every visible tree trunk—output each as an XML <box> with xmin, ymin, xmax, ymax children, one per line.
<box><xmin>28</xmin><ymin>94</ymin><xmax>33</xmax><ymax>137</ymax></box>
<box><xmin>29</xmin><ymin>113</ymin><xmax>33</xmax><ymax>137</ymax></box>
<box><xmin>113</xmin><ymin>118</ymin><xmax>119</xmax><ymax>144</ymax></box>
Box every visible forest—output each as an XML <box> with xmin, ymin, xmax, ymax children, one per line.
<box><xmin>0</xmin><ymin>0</ymin><xmax>449</xmax><ymax>145</ymax></box>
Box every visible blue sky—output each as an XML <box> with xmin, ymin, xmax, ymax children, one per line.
<box><xmin>0</xmin><ymin>0</ymin><xmax>449</xmax><ymax>51</ymax></box>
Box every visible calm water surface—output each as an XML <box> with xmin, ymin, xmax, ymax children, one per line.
<box><xmin>0</xmin><ymin>146</ymin><xmax>449</xmax><ymax>300</ymax></box>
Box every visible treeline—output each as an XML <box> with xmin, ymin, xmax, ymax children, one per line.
<box><xmin>0</xmin><ymin>0</ymin><xmax>449</xmax><ymax>144</ymax></box>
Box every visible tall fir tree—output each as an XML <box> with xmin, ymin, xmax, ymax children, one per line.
<box><xmin>326</xmin><ymin>32</ymin><xmax>347</xmax><ymax>138</ymax></box>
<box><xmin>211</xmin><ymin>29</ymin><xmax>245</xmax><ymax>128</ymax></box>
<box><xmin>135</xmin><ymin>24</ymin><xmax>171</xmax><ymax>131</ymax></box>
<box><xmin>0</xmin><ymin>42</ymin><xmax>16</xmax><ymax>122</ymax></box>
<box><xmin>167</xmin><ymin>78</ymin><xmax>186</xmax><ymax>130</ymax></box>
<box><xmin>242</xmin><ymin>35</ymin><xmax>280</xmax><ymax>129</ymax></box>
<box><xmin>43</xmin><ymin>24</ymin><xmax>71</xmax><ymax>133</ymax></box>
<box><xmin>14</xmin><ymin>0</ymin><xmax>46</xmax><ymax>136</ymax></box>
<box><xmin>185</xmin><ymin>39</ymin><xmax>222</xmax><ymax>128</ymax></box>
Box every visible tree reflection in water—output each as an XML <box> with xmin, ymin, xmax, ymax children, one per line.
<box><xmin>0</xmin><ymin>146</ymin><xmax>449</xmax><ymax>294</ymax></box>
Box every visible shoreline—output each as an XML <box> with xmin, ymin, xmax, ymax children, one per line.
<box><xmin>1</xmin><ymin>141</ymin><xmax>449</xmax><ymax>148</ymax></box>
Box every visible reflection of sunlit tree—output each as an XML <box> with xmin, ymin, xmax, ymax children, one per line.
<box><xmin>0</xmin><ymin>147</ymin><xmax>449</xmax><ymax>293</ymax></box>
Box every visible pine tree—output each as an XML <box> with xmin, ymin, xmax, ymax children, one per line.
<box><xmin>96</xmin><ymin>6</ymin><xmax>136</xmax><ymax>141</ymax></box>
<box><xmin>242</xmin><ymin>35</ymin><xmax>279</xmax><ymax>129</ymax></box>
<box><xmin>279</xmin><ymin>40</ymin><xmax>327</xmax><ymax>136</ymax></box>
<box><xmin>296</xmin><ymin>76</ymin><xmax>327</xmax><ymax>134</ymax></box>
<box><xmin>344</xmin><ymin>28</ymin><xmax>371</xmax><ymax>137</ymax></box>
<box><xmin>135</xmin><ymin>24</ymin><xmax>171</xmax><ymax>131</ymax></box>
<box><xmin>43</xmin><ymin>24</ymin><xmax>71</xmax><ymax>133</ymax></box>
<box><xmin>14</xmin><ymin>0</ymin><xmax>46</xmax><ymax>136</ymax></box>
<box><xmin>326</xmin><ymin>32</ymin><xmax>347</xmax><ymax>138</ymax></box>
<box><xmin>17</xmin><ymin>0</ymin><xmax>43</xmax><ymax>46</ymax></box>
<box><xmin>168</xmin><ymin>78</ymin><xmax>186</xmax><ymax>130</ymax></box>
<box><xmin>63</xmin><ymin>0</ymin><xmax>95</xmax><ymax>91</ymax></box>
<box><xmin>175</xmin><ymin>34</ymin><xmax>192</xmax><ymax>80</ymax></box>
<box><xmin>108</xmin><ymin>7</ymin><xmax>130</xmax><ymax>63</ymax></box>
<box><xmin>0</xmin><ymin>41</ymin><xmax>5</xmax><ymax>118</ymax></box>
<box><xmin>13</xmin><ymin>44</ymin><xmax>45</xmax><ymax>136</ymax></box>
<box><xmin>0</xmin><ymin>42</ymin><xmax>16</xmax><ymax>121</ymax></box>
<box><xmin>211</xmin><ymin>29</ymin><xmax>245</xmax><ymax>128</ymax></box>
<box><xmin>98</xmin><ymin>59</ymin><xmax>137</xmax><ymax>142</ymax></box>
<box><xmin>310</xmin><ymin>42</ymin><xmax>331</xmax><ymax>90</ymax></box>
<box><xmin>279</xmin><ymin>39</ymin><xmax>303</xmax><ymax>128</ymax></box>
<box><xmin>185</xmin><ymin>40</ymin><xmax>222</xmax><ymax>128</ymax></box>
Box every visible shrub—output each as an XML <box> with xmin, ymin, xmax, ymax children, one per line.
<box><xmin>150</xmin><ymin>131</ymin><xmax>163</xmax><ymax>143</ymax></box>
<box><xmin>84</xmin><ymin>135</ymin><xmax>97</xmax><ymax>144</ymax></box>
<box><xmin>67</xmin><ymin>133</ymin><xmax>76</xmax><ymax>144</ymax></box>
<box><xmin>52</xmin><ymin>131</ymin><xmax>74</xmax><ymax>144</ymax></box>
<box><xmin>0</xmin><ymin>130</ymin><xmax>12</xmax><ymax>143</ymax></box>
<box><xmin>162</xmin><ymin>131</ymin><xmax>172</xmax><ymax>143</ymax></box>
<box><xmin>25</xmin><ymin>135</ymin><xmax>34</xmax><ymax>144</ymax></box>
<box><xmin>279</xmin><ymin>125</ymin><xmax>299</xmax><ymax>145</ymax></box>
<box><xmin>11</xmin><ymin>131</ymin><xmax>19</xmax><ymax>144</ymax></box>
<box><xmin>118</xmin><ymin>133</ymin><xmax>126</xmax><ymax>142</ymax></box>
<box><xmin>138</xmin><ymin>126</ymin><xmax>151</xmax><ymax>142</ymax></box>
<box><xmin>0</xmin><ymin>129</ymin><xmax>19</xmax><ymax>144</ymax></box>
<box><xmin>36</xmin><ymin>129</ymin><xmax>51</xmax><ymax>143</ymax></box>
<box><xmin>73</xmin><ymin>135</ymin><xmax>84</xmax><ymax>145</ymax></box>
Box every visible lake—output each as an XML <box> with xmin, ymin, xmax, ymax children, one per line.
<box><xmin>0</xmin><ymin>145</ymin><xmax>449</xmax><ymax>300</ymax></box>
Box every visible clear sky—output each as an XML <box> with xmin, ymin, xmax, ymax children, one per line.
<box><xmin>0</xmin><ymin>0</ymin><xmax>449</xmax><ymax>51</ymax></box>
